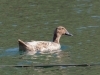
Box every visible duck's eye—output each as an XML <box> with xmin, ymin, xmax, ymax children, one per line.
<box><xmin>62</xmin><ymin>28</ymin><xmax>64</xmax><ymax>29</ymax></box>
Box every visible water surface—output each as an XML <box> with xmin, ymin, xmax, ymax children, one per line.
<box><xmin>0</xmin><ymin>0</ymin><xmax>100</xmax><ymax>75</ymax></box>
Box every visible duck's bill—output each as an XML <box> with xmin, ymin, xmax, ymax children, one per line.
<box><xmin>65</xmin><ymin>32</ymin><xmax>73</xmax><ymax>36</ymax></box>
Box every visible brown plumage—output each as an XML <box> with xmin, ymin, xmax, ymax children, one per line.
<box><xmin>18</xmin><ymin>26</ymin><xmax>73</xmax><ymax>55</ymax></box>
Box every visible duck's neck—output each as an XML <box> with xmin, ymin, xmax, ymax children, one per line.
<box><xmin>53</xmin><ymin>33</ymin><xmax>61</xmax><ymax>43</ymax></box>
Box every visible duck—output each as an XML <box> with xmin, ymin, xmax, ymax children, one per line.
<box><xmin>18</xmin><ymin>26</ymin><xmax>73</xmax><ymax>55</ymax></box>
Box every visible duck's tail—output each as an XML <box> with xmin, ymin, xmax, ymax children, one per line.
<box><xmin>18</xmin><ymin>39</ymin><xmax>27</xmax><ymax>47</ymax></box>
<box><xmin>18</xmin><ymin>39</ymin><xmax>28</xmax><ymax>51</ymax></box>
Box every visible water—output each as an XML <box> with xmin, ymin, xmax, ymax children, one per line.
<box><xmin>0</xmin><ymin>0</ymin><xmax>100</xmax><ymax>75</ymax></box>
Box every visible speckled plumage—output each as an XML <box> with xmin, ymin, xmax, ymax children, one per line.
<box><xmin>18</xmin><ymin>26</ymin><xmax>73</xmax><ymax>55</ymax></box>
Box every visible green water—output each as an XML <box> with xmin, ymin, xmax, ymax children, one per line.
<box><xmin>0</xmin><ymin>0</ymin><xmax>100</xmax><ymax>75</ymax></box>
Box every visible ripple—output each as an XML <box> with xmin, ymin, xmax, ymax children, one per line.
<box><xmin>44</xmin><ymin>22</ymin><xmax>49</xmax><ymax>25</ymax></box>
<box><xmin>89</xmin><ymin>4</ymin><xmax>93</xmax><ymax>6</ymax></box>
<box><xmin>54</xmin><ymin>23</ymin><xmax>58</xmax><ymax>24</ymax></box>
<box><xmin>0</xmin><ymin>22</ymin><xmax>2</xmax><ymax>24</ymax></box>
<box><xmin>30</xmin><ymin>4</ymin><xmax>35</xmax><ymax>7</ymax></box>
<box><xmin>88</xmin><ymin>26</ymin><xmax>99</xmax><ymax>28</ymax></box>
<box><xmin>12</xmin><ymin>24</ymin><xmax>17</xmax><ymax>27</ymax></box>
<box><xmin>22</xmin><ymin>31</ymin><xmax>28</xmax><ymax>34</ymax></box>
<box><xmin>60</xmin><ymin>66</ymin><xmax>67</xmax><ymax>69</ymax></box>
<box><xmin>0</xmin><ymin>48</ymin><xmax>19</xmax><ymax>57</ymax></box>
<box><xmin>76</xmin><ymin>25</ymin><xmax>99</xmax><ymax>33</ymax></box>
<box><xmin>78</xmin><ymin>42</ymin><xmax>82</xmax><ymax>45</ymax></box>
<box><xmin>87</xmin><ymin>7</ymin><xmax>92</xmax><ymax>13</ymax></box>
<box><xmin>55</xmin><ymin>20</ymin><xmax>59</xmax><ymax>22</ymax></box>
<box><xmin>95</xmin><ymin>57</ymin><xmax>99</xmax><ymax>59</ymax></box>
<box><xmin>27</xmin><ymin>26</ymin><xmax>31</xmax><ymax>28</ymax></box>
<box><xmin>40</xmin><ymin>35</ymin><xmax>44</xmax><ymax>37</ymax></box>
<box><xmin>74</xmin><ymin>8</ymin><xmax>83</xmax><ymax>14</ymax></box>
<box><xmin>77</xmin><ymin>56</ymin><xmax>82</xmax><ymax>58</ymax></box>
<box><xmin>77</xmin><ymin>4</ymin><xmax>86</xmax><ymax>6</ymax></box>
<box><xmin>79</xmin><ymin>27</ymin><xmax>87</xmax><ymax>29</ymax></box>
<box><xmin>43</xmin><ymin>27</ymin><xmax>49</xmax><ymax>30</ymax></box>
<box><xmin>77</xmin><ymin>30</ymin><xmax>82</xmax><ymax>33</ymax></box>
<box><xmin>54</xmin><ymin>20</ymin><xmax>59</xmax><ymax>24</ymax></box>
<box><xmin>91</xmin><ymin>16</ymin><xmax>100</xmax><ymax>18</ymax></box>
<box><xmin>87</xmin><ymin>40</ymin><xmax>91</xmax><ymax>42</ymax></box>
<box><xmin>42</xmin><ymin>14</ymin><xmax>47</xmax><ymax>18</ymax></box>
<box><xmin>25</xmin><ymin>16</ymin><xmax>29</xmax><ymax>18</ymax></box>
<box><xmin>61</xmin><ymin>45</ymin><xmax>70</xmax><ymax>50</ymax></box>
<box><xmin>76</xmin><ymin>26</ymin><xmax>87</xmax><ymax>32</ymax></box>
<box><xmin>77</xmin><ymin>0</ymin><xmax>91</xmax><ymax>2</ymax></box>
<box><xmin>17</xmin><ymin>61</ymin><xmax>33</xmax><ymax>65</ymax></box>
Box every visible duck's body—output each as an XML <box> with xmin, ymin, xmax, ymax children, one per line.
<box><xmin>23</xmin><ymin>41</ymin><xmax>60</xmax><ymax>51</ymax></box>
<box><xmin>28</xmin><ymin>41</ymin><xmax>61</xmax><ymax>51</ymax></box>
<box><xmin>18</xmin><ymin>26</ymin><xmax>73</xmax><ymax>55</ymax></box>
<box><xmin>19</xmin><ymin>40</ymin><xmax>61</xmax><ymax>55</ymax></box>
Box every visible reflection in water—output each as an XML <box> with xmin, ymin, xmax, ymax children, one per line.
<box><xmin>0</xmin><ymin>45</ymin><xmax>70</xmax><ymax>66</ymax></box>
<box><xmin>18</xmin><ymin>45</ymin><xmax>70</xmax><ymax>65</ymax></box>
<box><xmin>0</xmin><ymin>45</ymin><xmax>69</xmax><ymax>56</ymax></box>
<box><xmin>17</xmin><ymin>52</ymin><xmax>70</xmax><ymax>65</ymax></box>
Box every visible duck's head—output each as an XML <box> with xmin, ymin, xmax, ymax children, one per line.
<box><xmin>53</xmin><ymin>26</ymin><xmax>73</xmax><ymax>43</ymax></box>
<box><xmin>55</xmin><ymin>26</ymin><xmax>73</xmax><ymax>36</ymax></box>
